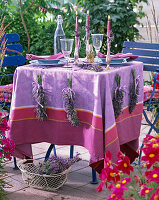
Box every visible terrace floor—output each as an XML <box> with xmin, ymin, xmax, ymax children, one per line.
<box><xmin>4</xmin><ymin>116</ymin><xmax>155</xmax><ymax>200</ymax></box>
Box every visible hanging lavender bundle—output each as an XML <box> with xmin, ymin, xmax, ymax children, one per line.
<box><xmin>32</xmin><ymin>74</ymin><xmax>47</xmax><ymax>120</ymax></box>
<box><xmin>129</xmin><ymin>69</ymin><xmax>140</xmax><ymax>113</ymax></box>
<box><xmin>112</xmin><ymin>74</ymin><xmax>124</xmax><ymax>119</ymax></box>
<box><xmin>62</xmin><ymin>77</ymin><xmax>80</xmax><ymax>127</ymax></box>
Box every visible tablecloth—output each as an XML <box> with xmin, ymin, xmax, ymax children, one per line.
<box><xmin>7</xmin><ymin>61</ymin><xmax>143</xmax><ymax>173</ymax></box>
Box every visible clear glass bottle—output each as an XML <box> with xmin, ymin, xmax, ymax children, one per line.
<box><xmin>54</xmin><ymin>15</ymin><xmax>65</xmax><ymax>54</ymax></box>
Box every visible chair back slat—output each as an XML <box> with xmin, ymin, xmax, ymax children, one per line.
<box><xmin>1</xmin><ymin>33</ymin><xmax>20</xmax><ymax>43</ymax></box>
<box><xmin>5</xmin><ymin>44</ymin><xmax>23</xmax><ymax>54</ymax></box>
<box><xmin>123</xmin><ymin>41</ymin><xmax>159</xmax><ymax>50</ymax></box>
<box><xmin>122</xmin><ymin>41</ymin><xmax>159</xmax><ymax>72</ymax></box>
<box><xmin>2</xmin><ymin>55</ymin><xmax>25</xmax><ymax>67</ymax></box>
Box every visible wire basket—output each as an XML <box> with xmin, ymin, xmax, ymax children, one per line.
<box><xmin>18</xmin><ymin>159</ymin><xmax>71</xmax><ymax>191</ymax></box>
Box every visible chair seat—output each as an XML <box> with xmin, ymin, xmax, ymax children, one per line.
<box><xmin>0</xmin><ymin>84</ymin><xmax>13</xmax><ymax>103</ymax></box>
<box><xmin>144</xmin><ymin>85</ymin><xmax>159</xmax><ymax>102</ymax></box>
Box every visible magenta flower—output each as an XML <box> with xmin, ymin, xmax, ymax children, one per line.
<box><xmin>116</xmin><ymin>154</ymin><xmax>134</xmax><ymax>175</ymax></box>
<box><xmin>96</xmin><ymin>181</ymin><xmax>105</xmax><ymax>192</ymax></box>
<box><xmin>145</xmin><ymin>167</ymin><xmax>159</xmax><ymax>183</ymax></box>
<box><xmin>150</xmin><ymin>186</ymin><xmax>159</xmax><ymax>200</ymax></box>
<box><xmin>139</xmin><ymin>183</ymin><xmax>153</xmax><ymax>196</ymax></box>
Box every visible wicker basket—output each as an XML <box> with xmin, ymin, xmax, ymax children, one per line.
<box><xmin>18</xmin><ymin>159</ymin><xmax>71</xmax><ymax>191</ymax></box>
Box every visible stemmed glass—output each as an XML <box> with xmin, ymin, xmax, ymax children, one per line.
<box><xmin>91</xmin><ymin>34</ymin><xmax>103</xmax><ymax>63</ymax></box>
<box><xmin>60</xmin><ymin>39</ymin><xmax>74</xmax><ymax>66</ymax></box>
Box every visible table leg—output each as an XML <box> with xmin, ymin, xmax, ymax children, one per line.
<box><xmin>70</xmin><ymin>145</ymin><xmax>74</xmax><ymax>158</ymax></box>
<box><xmin>90</xmin><ymin>169</ymin><xmax>98</xmax><ymax>184</ymax></box>
<box><xmin>45</xmin><ymin>144</ymin><xmax>56</xmax><ymax>161</ymax></box>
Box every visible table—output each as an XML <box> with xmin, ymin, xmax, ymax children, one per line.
<box><xmin>7</xmin><ymin>61</ymin><xmax>143</xmax><ymax>173</ymax></box>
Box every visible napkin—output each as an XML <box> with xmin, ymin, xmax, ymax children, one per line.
<box><xmin>26</xmin><ymin>52</ymin><xmax>64</xmax><ymax>60</ymax></box>
<box><xmin>98</xmin><ymin>52</ymin><xmax>138</xmax><ymax>61</ymax></box>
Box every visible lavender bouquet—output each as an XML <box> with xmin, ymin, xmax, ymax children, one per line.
<box><xmin>129</xmin><ymin>69</ymin><xmax>140</xmax><ymax>113</ymax></box>
<box><xmin>32</xmin><ymin>74</ymin><xmax>47</xmax><ymax>120</ymax></box>
<box><xmin>62</xmin><ymin>77</ymin><xmax>80</xmax><ymax>126</ymax></box>
<box><xmin>38</xmin><ymin>154</ymin><xmax>81</xmax><ymax>175</ymax></box>
<box><xmin>112</xmin><ymin>74</ymin><xmax>124</xmax><ymax>119</ymax></box>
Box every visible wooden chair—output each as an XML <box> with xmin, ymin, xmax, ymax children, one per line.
<box><xmin>0</xmin><ymin>33</ymin><xmax>25</xmax><ymax>111</ymax></box>
<box><xmin>0</xmin><ymin>33</ymin><xmax>25</xmax><ymax>169</ymax></box>
<box><xmin>122</xmin><ymin>41</ymin><xmax>159</xmax><ymax>164</ymax></box>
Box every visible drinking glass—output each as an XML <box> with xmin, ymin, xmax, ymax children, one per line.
<box><xmin>91</xmin><ymin>34</ymin><xmax>103</xmax><ymax>63</ymax></box>
<box><xmin>60</xmin><ymin>39</ymin><xmax>74</xmax><ymax>65</ymax></box>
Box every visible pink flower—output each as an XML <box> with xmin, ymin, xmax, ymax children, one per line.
<box><xmin>96</xmin><ymin>181</ymin><xmax>105</xmax><ymax>192</ymax></box>
<box><xmin>139</xmin><ymin>183</ymin><xmax>153</xmax><ymax>197</ymax></box>
<box><xmin>0</xmin><ymin>151</ymin><xmax>3</xmax><ymax>157</ymax></box>
<box><xmin>116</xmin><ymin>154</ymin><xmax>134</xmax><ymax>175</ymax></box>
<box><xmin>110</xmin><ymin>183</ymin><xmax>128</xmax><ymax>198</ymax></box>
<box><xmin>145</xmin><ymin>167</ymin><xmax>159</xmax><ymax>183</ymax></box>
<box><xmin>150</xmin><ymin>186</ymin><xmax>159</xmax><ymax>200</ymax></box>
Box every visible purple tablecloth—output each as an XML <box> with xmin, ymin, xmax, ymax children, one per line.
<box><xmin>7</xmin><ymin>62</ymin><xmax>143</xmax><ymax>172</ymax></box>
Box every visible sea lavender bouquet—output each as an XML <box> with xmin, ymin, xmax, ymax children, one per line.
<box><xmin>96</xmin><ymin>134</ymin><xmax>159</xmax><ymax>200</ymax></box>
<box><xmin>112</xmin><ymin>74</ymin><xmax>124</xmax><ymax>119</ymax></box>
<box><xmin>129</xmin><ymin>69</ymin><xmax>140</xmax><ymax>113</ymax></box>
<box><xmin>38</xmin><ymin>154</ymin><xmax>81</xmax><ymax>175</ymax></box>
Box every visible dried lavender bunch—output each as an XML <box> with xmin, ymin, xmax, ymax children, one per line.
<box><xmin>112</xmin><ymin>74</ymin><xmax>124</xmax><ymax>119</ymax></box>
<box><xmin>129</xmin><ymin>69</ymin><xmax>140</xmax><ymax>113</ymax></box>
<box><xmin>38</xmin><ymin>153</ymin><xmax>81</xmax><ymax>175</ymax></box>
<box><xmin>79</xmin><ymin>64</ymin><xmax>103</xmax><ymax>72</ymax></box>
<box><xmin>62</xmin><ymin>77</ymin><xmax>80</xmax><ymax>127</ymax></box>
<box><xmin>32</xmin><ymin>74</ymin><xmax>47</xmax><ymax>120</ymax></box>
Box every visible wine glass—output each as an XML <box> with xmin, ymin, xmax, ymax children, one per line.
<box><xmin>91</xmin><ymin>34</ymin><xmax>103</xmax><ymax>63</ymax></box>
<box><xmin>60</xmin><ymin>39</ymin><xmax>74</xmax><ymax>66</ymax></box>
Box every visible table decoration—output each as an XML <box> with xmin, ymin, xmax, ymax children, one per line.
<box><xmin>79</xmin><ymin>63</ymin><xmax>103</xmax><ymax>72</ymax></box>
<box><xmin>62</xmin><ymin>77</ymin><xmax>80</xmax><ymax>126</ymax></box>
<box><xmin>18</xmin><ymin>154</ymin><xmax>80</xmax><ymax>191</ymax></box>
<box><xmin>112</xmin><ymin>74</ymin><xmax>125</xmax><ymax>119</ymax></box>
<box><xmin>32</xmin><ymin>74</ymin><xmax>47</xmax><ymax>120</ymax></box>
<box><xmin>74</xmin><ymin>11</ymin><xmax>80</xmax><ymax>64</ymax></box>
<box><xmin>85</xmin><ymin>10</ymin><xmax>90</xmax><ymax>60</ymax></box>
<box><xmin>106</xmin><ymin>15</ymin><xmax>114</xmax><ymax>70</ymax></box>
<box><xmin>129</xmin><ymin>69</ymin><xmax>140</xmax><ymax>113</ymax></box>
<box><xmin>26</xmin><ymin>52</ymin><xmax>64</xmax><ymax>60</ymax></box>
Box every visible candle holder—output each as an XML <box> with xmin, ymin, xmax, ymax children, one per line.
<box><xmin>106</xmin><ymin>30</ymin><xmax>114</xmax><ymax>70</ymax></box>
<box><xmin>85</xmin><ymin>25</ymin><xmax>90</xmax><ymax>61</ymax></box>
<box><xmin>74</xmin><ymin>30</ymin><xmax>80</xmax><ymax>64</ymax></box>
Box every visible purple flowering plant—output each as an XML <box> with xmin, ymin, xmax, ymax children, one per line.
<box><xmin>38</xmin><ymin>154</ymin><xmax>81</xmax><ymax>175</ymax></box>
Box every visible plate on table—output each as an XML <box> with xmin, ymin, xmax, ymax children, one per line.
<box><xmin>100</xmin><ymin>57</ymin><xmax>130</xmax><ymax>64</ymax></box>
<box><xmin>29</xmin><ymin>60</ymin><xmax>65</xmax><ymax>67</ymax></box>
<box><xmin>37</xmin><ymin>59</ymin><xmax>62</xmax><ymax>64</ymax></box>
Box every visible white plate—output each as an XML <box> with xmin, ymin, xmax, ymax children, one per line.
<box><xmin>29</xmin><ymin>60</ymin><xmax>65</xmax><ymax>67</ymax></box>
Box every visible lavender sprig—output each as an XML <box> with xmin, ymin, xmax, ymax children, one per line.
<box><xmin>129</xmin><ymin>69</ymin><xmax>140</xmax><ymax>113</ymax></box>
<box><xmin>32</xmin><ymin>74</ymin><xmax>47</xmax><ymax>120</ymax></box>
<box><xmin>38</xmin><ymin>154</ymin><xmax>81</xmax><ymax>175</ymax></box>
<box><xmin>79</xmin><ymin>64</ymin><xmax>103</xmax><ymax>72</ymax></box>
<box><xmin>62</xmin><ymin>77</ymin><xmax>80</xmax><ymax>127</ymax></box>
<box><xmin>112</xmin><ymin>74</ymin><xmax>124</xmax><ymax>119</ymax></box>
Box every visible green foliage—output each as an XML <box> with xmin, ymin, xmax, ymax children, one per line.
<box><xmin>77</xmin><ymin>0</ymin><xmax>148</xmax><ymax>54</ymax></box>
<box><xmin>0</xmin><ymin>0</ymin><xmax>148</xmax><ymax>85</ymax></box>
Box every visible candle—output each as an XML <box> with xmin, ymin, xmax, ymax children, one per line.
<box><xmin>86</xmin><ymin>10</ymin><xmax>89</xmax><ymax>26</ymax></box>
<box><xmin>107</xmin><ymin>15</ymin><xmax>111</xmax><ymax>37</ymax></box>
<box><xmin>76</xmin><ymin>11</ymin><xmax>78</xmax><ymax>32</ymax></box>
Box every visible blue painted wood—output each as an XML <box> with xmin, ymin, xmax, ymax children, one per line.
<box><xmin>123</xmin><ymin>41</ymin><xmax>159</xmax><ymax>166</ymax></box>
<box><xmin>5</xmin><ymin>44</ymin><xmax>23</xmax><ymax>54</ymax></box>
<box><xmin>123</xmin><ymin>41</ymin><xmax>159</xmax><ymax>50</ymax></box>
<box><xmin>123</xmin><ymin>48</ymin><xmax>159</xmax><ymax>57</ymax></box>
<box><xmin>2</xmin><ymin>55</ymin><xmax>25</xmax><ymax>67</ymax></box>
<box><xmin>1</xmin><ymin>33</ymin><xmax>20</xmax><ymax>43</ymax></box>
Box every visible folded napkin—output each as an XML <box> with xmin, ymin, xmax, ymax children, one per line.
<box><xmin>98</xmin><ymin>52</ymin><xmax>138</xmax><ymax>61</ymax></box>
<box><xmin>26</xmin><ymin>52</ymin><xmax>64</xmax><ymax>60</ymax></box>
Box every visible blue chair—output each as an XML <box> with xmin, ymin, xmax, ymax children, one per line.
<box><xmin>0</xmin><ymin>33</ymin><xmax>25</xmax><ymax>169</ymax></box>
<box><xmin>122</xmin><ymin>41</ymin><xmax>159</xmax><ymax>164</ymax></box>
